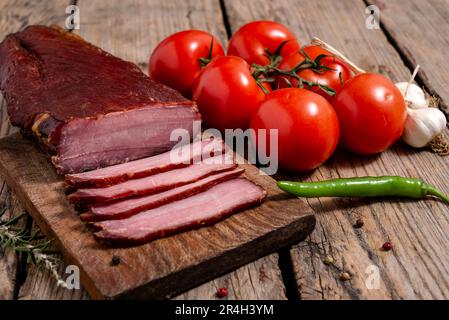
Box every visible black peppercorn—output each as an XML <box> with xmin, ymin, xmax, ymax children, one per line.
<box><xmin>354</xmin><ymin>218</ymin><xmax>364</xmax><ymax>228</ymax></box>
<box><xmin>111</xmin><ymin>255</ymin><xmax>121</xmax><ymax>266</ymax></box>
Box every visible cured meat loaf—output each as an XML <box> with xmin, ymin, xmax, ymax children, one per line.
<box><xmin>68</xmin><ymin>153</ymin><xmax>236</xmax><ymax>204</ymax></box>
<box><xmin>0</xmin><ymin>25</ymin><xmax>200</xmax><ymax>174</ymax></box>
<box><xmin>80</xmin><ymin>167</ymin><xmax>244</xmax><ymax>222</ymax></box>
<box><xmin>93</xmin><ymin>178</ymin><xmax>267</xmax><ymax>246</ymax></box>
<box><xmin>65</xmin><ymin>139</ymin><xmax>225</xmax><ymax>188</ymax></box>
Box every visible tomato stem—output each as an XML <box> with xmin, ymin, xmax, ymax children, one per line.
<box><xmin>252</xmin><ymin>42</ymin><xmax>338</xmax><ymax>97</ymax></box>
<box><xmin>198</xmin><ymin>37</ymin><xmax>215</xmax><ymax>68</ymax></box>
<box><xmin>256</xmin><ymin>80</ymin><xmax>270</xmax><ymax>94</ymax></box>
<box><xmin>264</xmin><ymin>40</ymin><xmax>289</xmax><ymax>66</ymax></box>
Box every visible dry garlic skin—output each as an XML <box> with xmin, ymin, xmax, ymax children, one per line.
<box><xmin>395</xmin><ymin>82</ymin><xmax>428</xmax><ymax>109</ymax></box>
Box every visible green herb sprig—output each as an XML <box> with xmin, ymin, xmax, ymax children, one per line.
<box><xmin>0</xmin><ymin>209</ymin><xmax>68</xmax><ymax>288</ymax></box>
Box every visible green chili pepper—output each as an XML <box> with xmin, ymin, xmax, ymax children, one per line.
<box><xmin>277</xmin><ymin>176</ymin><xmax>449</xmax><ymax>204</ymax></box>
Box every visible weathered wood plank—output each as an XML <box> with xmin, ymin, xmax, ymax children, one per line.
<box><xmin>0</xmin><ymin>131</ymin><xmax>314</xmax><ymax>299</ymax></box>
<box><xmin>18</xmin><ymin>263</ymin><xmax>90</xmax><ymax>300</ymax></box>
<box><xmin>175</xmin><ymin>254</ymin><xmax>286</xmax><ymax>300</ymax></box>
<box><xmin>18</xmin><ymin>224</ymin><xmax>90</xmax><ymax>300</ymax></box>
<box><xmin>369</xmin><ymin>0</ymin><xmax>449</xmax><ymax>115</ymax></box>
<box><xmin>75</xmin><ymin>0</ymin><xmax>228</xmax><ymax>69</ymax></box>
<box><xmin>0</xmin><ymin>0</ymin><xmax>68</xmax><ymax>300</ymax></box>
<box><xmin>2</xmin><ymin>0</ymin><xmax>301</xmax><ymax>299</ymax></box>
<box><xmin>223</xmin><ymin>0</ymin><xmax>449</xmax><ymax>299</ymax></box>
<box><xmin>76</xmin><ymin>0</ymin><xmax>288</xmax><ymax>301</ymax></box>
<box><xmin>0</xmin><ymin>185</ymin><xmax>23</xmax><ymax>300</ymax></box>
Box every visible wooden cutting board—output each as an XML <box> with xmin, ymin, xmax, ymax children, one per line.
<box><xmin>0</xmin><ymin>133</ymin><xmax>315</xmax><ymax>299</ymax></box>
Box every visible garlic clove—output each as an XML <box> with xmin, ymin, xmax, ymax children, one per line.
<box><xmin>402</xmin><ymin>108</ymin><xmax>447</xmax><ymax>148</ymax></box>
<box><xmin>395</xmin><ymin>82</ymin><xmax>428</xmax><ymax>109</ymax></box>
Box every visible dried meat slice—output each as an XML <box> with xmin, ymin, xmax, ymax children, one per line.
<box><xmin>80</xmin><ymin>167</ymin><xmax>244</xmax><ymax>222</ymax></box>
<box><xmin>68</xmin><ymin>153</ymin><xmax>236</xmax><ymax>205</ymax></box>
<box><xmin>93</xmin><ymin>178</ymin><xmax>267</xmax><ymax>246</ymax></box>
<box><xmin>65</xmin><ymin>139</ymin><xmax>225</xmax><ymax>188</ymax></box>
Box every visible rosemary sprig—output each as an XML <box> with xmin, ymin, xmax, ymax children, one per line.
<box><xmin>0</xmin><ymin>212</ymin><xmax>68</xmax><ymax>288</ymax></box>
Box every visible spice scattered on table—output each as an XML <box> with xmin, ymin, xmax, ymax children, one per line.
<box><xmin>323</xmin><ymin>255</ymin><xmax>334</xmax><ymax>265</ymax></box>
<box><xmin>340</xmin><ymin>272</ymin><xmax>351</xmax><ymax>281</ymax></box>
<box><xmin>216</xmin><ymin>287</ymin><xmax>228</xmax><ymax>298</ymax></box>
<box><xmin>111</xmin><ymin>255</ymin><xmax>121</xmax><ymax>266</ymax></box>
<box><xmin>382</xmin><ymin>241</ymin><xmax>393</xmax><ymax>251</ymax></box>
<box><xmin>354</xmin><ymin>218</ymin><xmax>364</xmax><ymax>228</ymax></box>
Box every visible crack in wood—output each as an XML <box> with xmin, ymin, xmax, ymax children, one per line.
<box><xmin>278</xmin><ymin>247</ymin><xmax>300</xmax><ymax>301</ymax></box>
<box><xmin>219</xmin><ymin>0</ymin><xmax>232</xmax><ymax>38</ymax></box>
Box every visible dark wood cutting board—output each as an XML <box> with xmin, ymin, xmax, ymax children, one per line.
<box><xmin>0</xmin><ymin>133</ymin><xmax>315</xmax><ymax>299</ymax></box>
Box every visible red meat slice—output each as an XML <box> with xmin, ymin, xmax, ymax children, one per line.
<box><xmin>80</xmin><ymin>167</ymin><xmax>244</xmax><ymax>222</ymax></box>
<box><xmin>65</xmin><ymin>139</ymin><xmax>225</xmax><ymax>188</ymax></box>
<box><xmin>68</xmin><ymin>153</ymin><xmax>236</xmax><ymax>205</ymax></box>
<box><xmin>93</xmin><ymin>178</ymin><xmax>267</xmax><ymax>246</ymax></box>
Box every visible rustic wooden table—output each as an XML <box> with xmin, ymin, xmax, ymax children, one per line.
<box><xmin>1</xmin><ymin>0</ymin><xmax>449</xmax><ymax>300</ymax></box>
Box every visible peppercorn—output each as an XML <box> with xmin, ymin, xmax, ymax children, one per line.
<box><xmin>216</xmin><ymin>287</ymin><xmax>228</xmax><ymax>298</ymax></box>
<box><xmin>111</xmin><ymin>255</ymin><xmax>121</xmax><ymax>266</ymax></box>
<box><xmin>354</xmin><ymin>218</ymin><xmax>364</xmax><ymax>228</ymax></box>
<box><xmin>382</xmin><ymin>241</ymin><xmax>393</xmax><ymax>251</ymax></box>
<box><xmin>323</xmin><ymin>255</ymin><xmax>334</xmax><ymax>265</ymax></box>
<box><xmin>340</xmin><ymin>272</ymin><xmax>351</xmax><ymax>281</ymax></box>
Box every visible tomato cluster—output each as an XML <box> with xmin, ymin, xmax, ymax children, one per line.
<box><xmin>149</xmin><ymin>21</ymin><xmax>406</xmax><ymax>172</ymax></box>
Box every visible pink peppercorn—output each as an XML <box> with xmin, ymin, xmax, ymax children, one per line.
<box><xmin>216</xmin><ymin>287</ymin><xmax>228</xmax><ymax>298</ymax></box>
<box><xmin>382</xmin><ymin>241</ymin><xmax>393</xmax><ymax>251</ymax></box>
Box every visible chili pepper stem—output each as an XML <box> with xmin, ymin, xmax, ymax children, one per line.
<box><xmin>422</xmin><ymin>184</ymin><xmax>449</xmax><ymax>204</ymax></box>
<box><xmin>310</xmin><ymin>37</ymin><xmax>366</xmax><ymax>75</ymax></box>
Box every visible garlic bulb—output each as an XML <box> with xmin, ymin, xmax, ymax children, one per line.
<box><xmin>395</xmin><ymin>81</ymin><xmax>447</xmax><ymax>148</ymax></box>
<box><xmin>395</xmin><ymin>82</ymin><xmax>428</xmax><ymax>109</ymax></box>
<box><xmin>402</xmin><ymin>108</ymin><xmax>447</xmax><ymax>148</ymax></box>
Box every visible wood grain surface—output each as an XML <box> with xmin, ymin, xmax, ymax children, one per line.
<box><xmin>2</xmin><ymin>0</ymin><xmax>449</xmax><ymax>300</ymax></box>
<box><xmin>0</xmin><ymin>0</ymin><xmax>68</xmax><ymax>300</ymax></box>
<box><xmin>74</xmin><ymin>0</ymin><xmax>293</xmax><ymax>300</ymax></box>
<box><xmin>369</xmin><ymin>0</ymin><xmax>449</xmax><ymax>116</ymax></box>
<box><xmin>5</xmin><ymin>0</ymin><xmax>293</xmax><ymax>300</ymax></box>
<box><xmin>223</xmin><ymin>0</ymin><xmax>449</xmax><ymax>299</ymax></box>
<box><xmin>0</xmin><ymin>133</ymin><xmax>315</xmax><ymax>299</ymax></box>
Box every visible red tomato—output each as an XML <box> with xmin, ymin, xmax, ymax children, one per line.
<box><xmin>192</xmin><ymin>56</ymin><xmax>270</xmax><ymax>131</ymax></box>
<box><xmin>250</xmin><ymin>88</ymin><xmax>339</xmax><ymax>171</ymax></box>
<box><xmin>277</xmin><ymin>46</ymin><xmax>352</xmax><ymax>102</ymax></box>
<box><xmin>227</xmin><ymin>21</ymin><xmax>300</xmax><ymax>66</ymax></box>
<box><xmin>149</xmin><ymin>30</ymin><xmax>224</xmax><ymax>98</ymax></box>
<box><xmin>332</xmin><ymin>73</ymin><xmax>407</xmax><ymax>154</ymax></box>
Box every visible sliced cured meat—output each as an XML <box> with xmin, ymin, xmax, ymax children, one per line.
<box><xmin>68</xmin><ymin>153</ymin><xmax>236</xmax><ymax>205</ymax></box>
<box><xmin>93</xmin><ymin>178</ymin><xmax>267</xmax><ymax>246</ymax></box>
<box><xmin>80</xmin><ymin>168</ymin><xmax>244</xmax><ymax>222</ymax></box>
<box><xmin>0</xmin><ymin>25</ymin><xmax>200</xmax><ymax>174</ymax></box>
<box><xmin>65</xmin><ymin>139</ymin><xmax>225</xmax><ymax>188</ymax></box>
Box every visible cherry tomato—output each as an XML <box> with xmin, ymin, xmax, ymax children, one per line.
<box><xmin>227</xmin><ymin>21</ymin><xmax>300</xmax><ymax>66</ymax></box>
<box><xmin>149</xmin><ymin>30</ymin><xmax>224</xmax><ymax>98</ymax></box>
<box><xmin>192</xmin><ymin>56</ymin><xmax>270</xmax><ymax>131</ymax></box>
<box><xmin>277</xmin><ymin>46</ymin><xmax>352</xmax><ymax>102</ymax></box>
<box><xmin>332</xmin><ymin>73</ymin><xmax>407</xmax><ymax>154</ymax></box>
<box><xmin>250</xmin><ymin>88</ymin><xmax>339</xmax><ymax>171</ymax></box>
